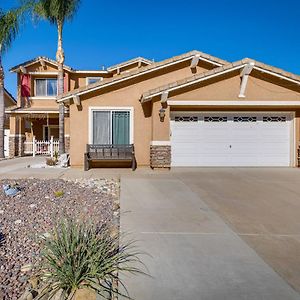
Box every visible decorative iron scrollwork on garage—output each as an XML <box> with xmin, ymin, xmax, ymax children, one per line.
<box><xmin>263</xmin><ymin>116</ymin><xmax>287</xmax><ymax>122</ymax></box>
<box><xmin>204</xmin><ymin>116</ymin><xmax>228</xmax><ymax>122</ymax></box>
<box><xmin>233</xmin><ymin>116</ymin><xmax>257</xmax><ymax>122</ymax></box>
<box><xmin>174</xmin><ymin>116</ymin><xmax>199</xmax><ymax>122</ymax></box>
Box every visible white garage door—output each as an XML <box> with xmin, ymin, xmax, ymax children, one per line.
<box><xmin>171</xmin><ymin>112</ymin><xmax>293</xmax><ymax>167</ymax></box>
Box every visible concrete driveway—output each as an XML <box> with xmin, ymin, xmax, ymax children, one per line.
<box><xmin>120</xmin><ymin>169</ymin><xmax>300</xmax><ymax>300</ymax></box>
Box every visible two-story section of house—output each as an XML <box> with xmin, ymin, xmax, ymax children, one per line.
<box><xmin>6</xmin><ymin>56</ymin><xmax>152</xmax><ymax>157</ymax></box>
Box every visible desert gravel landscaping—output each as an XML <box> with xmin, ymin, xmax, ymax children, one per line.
<box><xmin>0</xmin><ymin>178</ymin><xmax>119</xmax><ymax>300</ymax></box>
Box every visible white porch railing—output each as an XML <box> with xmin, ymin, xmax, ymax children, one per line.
<box><xmin>24</xmin><ymin>136</ymin><xmax>59</xmax><ymax>157</ymax></box>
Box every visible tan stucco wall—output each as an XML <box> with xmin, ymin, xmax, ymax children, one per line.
<box><xmin>69</xmin><ymin>62</ymin><xmax>209</xmax><ymax>166</ymax></box>
<box><xmin>70</xmin><ymin>66</ymin><xmax>300</xmax><ymax>167</ymax></box>
<box><xmin>170</xmin><ymin>70</ymin><xmax>300</xmax><ymax>101</ymax></box>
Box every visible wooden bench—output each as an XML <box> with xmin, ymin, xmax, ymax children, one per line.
<box><xmin>84</xmin><ymin>144</ymin><xmax>136</xmax><ymax>171</ymax></box>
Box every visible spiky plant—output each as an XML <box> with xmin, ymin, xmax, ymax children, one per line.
<box><xmin>36</xmin><ymin>219</ymin><xmax>145</xmax><ymax>300</ymax></box>
<box><xmin>32</xmin><ymin>0</ymin><xmax>82</xmax><ymax>155</ymax></box>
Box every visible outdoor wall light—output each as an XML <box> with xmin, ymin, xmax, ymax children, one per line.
<box><xmin>159</xmin><ymin>108</ymin><xmax>166</xmax><ymax>122</ymax></box>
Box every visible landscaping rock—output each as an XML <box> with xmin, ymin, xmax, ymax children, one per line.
<box><xmin>0</xmin><ymin>178</ymin><xmax>118</xmax><ymax>300</ymax></box>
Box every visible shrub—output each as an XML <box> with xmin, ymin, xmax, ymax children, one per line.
<box><xmin>46</xmin><ymin>158</ymin><xmax>57</xmax><ymax>166</ymax></box>
<box><xmin>54</xmin><ymin>190</ymin><xmax>64</xmax><ymax>198</ymax></box>
<box><xmin>53</xmin><ymin>151</ymin><xmax>59</xmax><ymax>163</ymax></box>
<box><xmin>36</xmin><ymin>220</ymin><xmax>145</xmax><ymax>299</ymax></box>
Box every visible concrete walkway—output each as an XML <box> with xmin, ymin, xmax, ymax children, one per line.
<box><xmin>1</xmin><ymin>158</ymin><xmax>300</xmax><ymax>299</ymax></box>
<box><xmin>120</xmin><ymin>173</ymin><xmax>300</xmax><ymax>300</ymax></box>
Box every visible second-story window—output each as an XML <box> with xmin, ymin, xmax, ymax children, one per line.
<box><xmin>35</xmin><ymin>78</ymin><xmax>57</xmax><ymax>97</ymax></box>
<box><xmin>87</xmin><ymin>77</ymin><xmax>103</xmax><ymax>85</ymax></box>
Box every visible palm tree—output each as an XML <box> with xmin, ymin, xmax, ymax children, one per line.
<box><xmin>33</xmin><ymin>0</ymin><xmax>81</xmax><ymax>154</ymax></box>
<box><xmin>0</xmin><ymin>5</ymin><xmax>27</xmax><ymax>158</ymax></box>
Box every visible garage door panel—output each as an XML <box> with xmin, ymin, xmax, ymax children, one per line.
<box><xmin>171</xmin><ymin>112</ymin><xmax>292</xmax><ymax>167</ymax></box>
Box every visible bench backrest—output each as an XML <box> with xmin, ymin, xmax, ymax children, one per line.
<box><xmin>86</xmin><ymin>144</ymin><xmax>134</xmax><ymax>160</ymax></box>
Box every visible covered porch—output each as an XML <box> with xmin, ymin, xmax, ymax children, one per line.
<box><xmin>6</xmin><ymin>108</ymin><xmax>70</xmax><ymax>157</ymax></box>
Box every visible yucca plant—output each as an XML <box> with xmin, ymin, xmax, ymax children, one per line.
<box><xmin>36</xmin><ymin>219</ymin><xmax>145</xmax><ymax>300</ymax></box>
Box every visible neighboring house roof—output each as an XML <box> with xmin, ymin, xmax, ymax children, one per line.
<box><xmin>107</xmin><ymin>57</ymin><xmax>153</xmax><ymax>71</ymax></box>
<box><xmin>141</xmin><ymin>58</ymin><xmax>300</xmax><ymax>102</ymax></box>
<box><xmin>57</xmin><ymin>50</ymin><xmax>228</xmax><ymax>102</ymax></box>
<box><xmin>4</xmin><ymin>88</ymin><xmax>16</xmax><ymax>105</ymax></box>
<box><xmin>10</xmin><ymin>56</ymin><xmax>108</xmax><ymax>74</ymax></box>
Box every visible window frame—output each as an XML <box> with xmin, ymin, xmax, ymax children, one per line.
<box><xmin>34</xmin><ymin>78</ymin><xmax>58</xmax><ymax>97</ymax></box>
<box><xmin>86</xmin><ymin>77</ymin><xmax>103</xmax><ymax>85</ymax></box>
<box><xmin>89</xmin><ymin>107</ymin><xmax>134</xmax><ymax>145</ymax></box>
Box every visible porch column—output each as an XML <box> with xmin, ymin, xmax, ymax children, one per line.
<box><xmin>9</xmin><ymin>115</ymin><xmax>25</xmax><ymax>157</ymax></box>
<box><xmin>64</xmin><ymin>114</ymin><xmax>70</xmax><ymax>153</ymax></box>
<box><xmin>150</xmin><ymin>100</ymin><xmax>171</xmax><ymax>168</ymax></box>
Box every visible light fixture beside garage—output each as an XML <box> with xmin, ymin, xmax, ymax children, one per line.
<box><xmin>159</xmin><ymin>107</ymin><xmax>166</xmax><ymax>122</ymax></box>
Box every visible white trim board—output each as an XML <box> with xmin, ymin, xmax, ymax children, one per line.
<box><xmin>151</xmin><ymin>141</ymin><xmax>171</xmax><ymax>146</ymax></box>
<box><xmin>28</xmin><ymin>72</ymin><xmax>58</xmax><ymax>75</ymax></box>
<box><xmin>88</xmin><ymin>106</ymin><xmax>134</xmax><ymax>144</ymax></box>
<box><xmin>5</xmin><ymin>110</ymin><xmax>59</xmax><ymax>114</ymax></box>
<box><xmin>168</xmin><ymin>100</ymin><xmax>300</xmax><ymax>107</ymax></box>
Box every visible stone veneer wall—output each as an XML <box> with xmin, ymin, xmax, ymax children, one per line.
<box><xmin>9</xmin><ymin>136</ymin><xmax>16</xmax><ymax>158</ymax></box>
<box><xmin>150</xmin><ymin>145</ymin><xmax>171</xmax><ymax>168</ymax></box>
<box><xmin>9</xmin><ymin>135</ymin><xmax>25</xmax><ymax>157</ymax></box>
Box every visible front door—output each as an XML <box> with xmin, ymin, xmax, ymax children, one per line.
<box><xmin>44</xmin><ymin>125</ymin><xmax>59</xmax><ymax>141</ymax></box>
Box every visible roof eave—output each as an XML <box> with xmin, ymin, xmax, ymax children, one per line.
<box><xmin>141</xmin><ymin>60</ymin><xmax>300</xmax><ymax>102</ymax></box>
<box><xmin>57</xmin><ymin>50</ymin><xmax>227</xmax><ymax>103</ymax></box>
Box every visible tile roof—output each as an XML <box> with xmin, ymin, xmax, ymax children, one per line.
<box><xmin>10</xmin><ymin>56</ymin><xmax>74</xmax><ymax>72</ymax></box>
<box><xmin>107</xmin><ymin>57</ymin><xmax>153</xmax><ymax>71</ymax></box>
<box><xmin>141</xmin><ymin>58</ymin><xmax>300</xmax><ymax>102</ymax></box>
<box><xmin>57</xmin><ymin>50</ymin><xmax>228</xmax><ymax>102</ymax></box>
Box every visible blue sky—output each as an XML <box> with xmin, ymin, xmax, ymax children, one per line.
<box><xmin>2</xmin><ymin>0</ymin><xmax>300</xmax><ymax>97</ymax></box>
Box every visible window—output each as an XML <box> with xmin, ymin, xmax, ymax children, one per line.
<box><xmin>175</xmin><ymin>116</ymin><xmax>198</xmax><ymax>122</ymax></box>
<box><xmin>87</xmin><ymin>77</ymin><xmax>103</xmax><ymax>85</ymax></box>
<box><xmin>234</xmin><ymin>116</ymin><xmax>257</xmax><ymax>122</ymax></box>
<box><xmin>263</xmin><ymin>116</ymin><xmax>287</xmax><ymax>122</ymax></box>
<box><xmin>92</xmin><ymin>110</ymin><xmax>131</xmax><ymax>145</ymax></box>
<box><xmin>204</xmin><ymin>116</ymin><xmax>227</xmax><ymax>122</ymax></box>
<box><xmin>35</xmin><ymin>78</ymin><xmax>57</xmax><ymax>97</ymax></box>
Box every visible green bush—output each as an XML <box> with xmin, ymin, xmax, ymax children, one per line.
<box><xmin>54</xmin><ymin>190</ymin><xmax>64</xmax><ymax>198</ymax></box>
<box><xmin>36</xmin><ymin>220</ymin><xmax>145</xmax><ymax>299</ymax></box>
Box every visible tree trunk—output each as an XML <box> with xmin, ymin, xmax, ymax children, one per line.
<box><xmin>57</xmin><ymin>22</ymin><xmax>65</xmax><ymax>154</ymax></box>
<box><xmin>0</xmin><ymin>53</ymin><xmax>5</xmax><ymax>159</ymax></box>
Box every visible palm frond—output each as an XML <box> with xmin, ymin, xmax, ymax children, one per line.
<box><xmin>0</xmin><ymin>2</ymin><xmax>32</xmax><ymax>54</ymax></box>
<box><xmin>32</xmin><ymin>0</ymin><xmax>81</xmax><ymax>26</ymax></box>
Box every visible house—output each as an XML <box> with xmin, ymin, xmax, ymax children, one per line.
<box><xmin>6</xmin><ymin>56</ymin><xmax>151</xmax><ymax>158</ymax></box>
<box><xmin>7</xmin><ymin>50</ymin><xmax>300</xmax><ymax>167</ymax></box>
